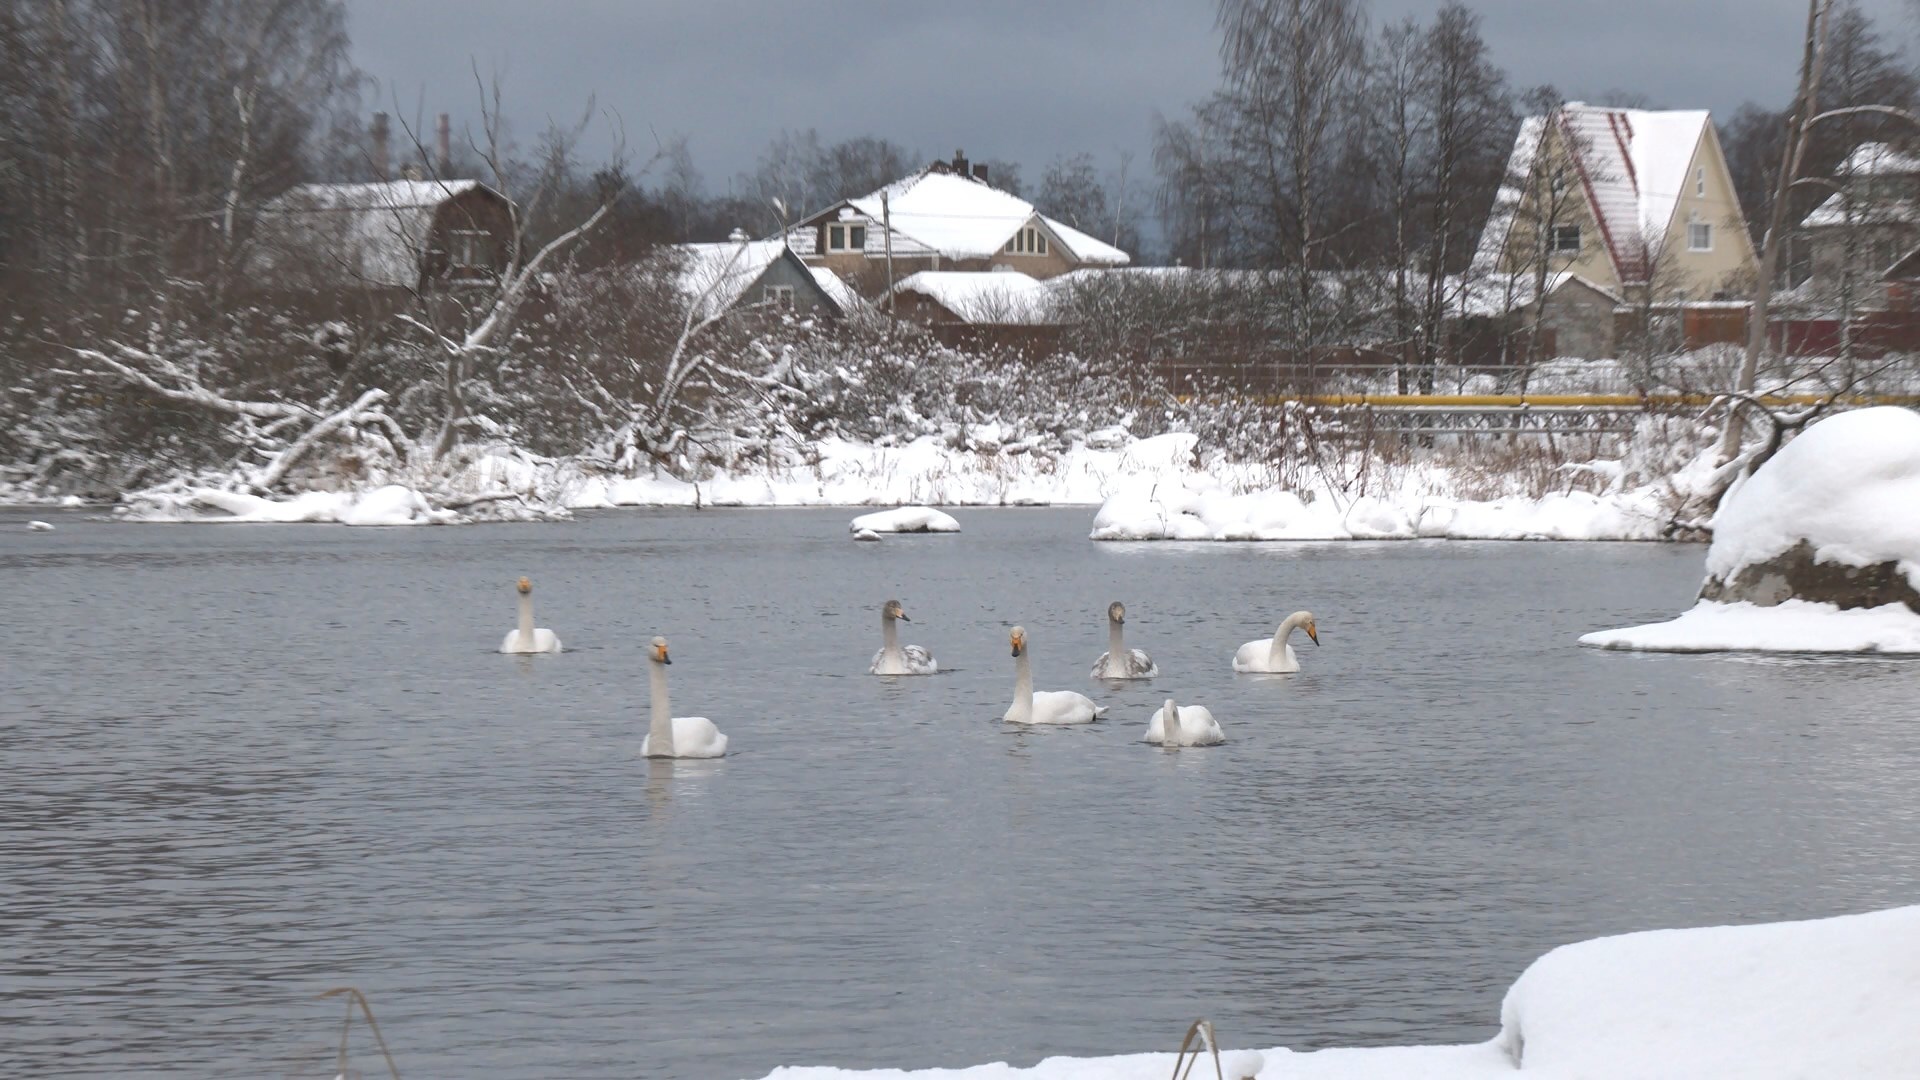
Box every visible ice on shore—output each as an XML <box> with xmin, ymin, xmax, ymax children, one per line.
<box><xmin>123</xmin><ymin>484</ymin><xmax>456</xmax><ymax>526</ymax></box>
<box><xmin>757</xmin><ymin>904</ymin><xmax>1920</xmax><ymax>1079</ymax></box>
<box><xmin>1580</xmin><ymin>599</ymin><xmax>1920</xmax><ymax>653</ymax></box>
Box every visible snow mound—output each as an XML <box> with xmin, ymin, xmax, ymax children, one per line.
<box><xmin>850</xmin><ymin>506</ymin><xmax>960</xmax><ymax>534</ymax></box>
<box><xmin>1090</xmin><ymin>481</ymin><xmax>1663</xmax><ymax>543</ymax></box>
<box><xmin>27</xmin><ymin>520</ymin><xmax>54</xmax><ymax>531</ymax></box>
<box><xmin>125</xmin><ymin>485</ymin><xmax>457</xmax><ymax>526</ymax></box>
<box><xmin>853</xmin><ymin>528</ymin><xmax>882</xmax><ymax>542</ymax></box>
<box><xmin>1707</xmin><ymin>406</ymin><xmax>1920</xmax><ymax>590</ymax></box>
<box><xmin>757</xmin><ymin>905</ymin><xmax>1920</xmax><ymax>1079</ymax></box>
<box><xmin>1579</xmin><ymin>599</ymin><xmax>1920</xmax><ymax>653</ymax></box>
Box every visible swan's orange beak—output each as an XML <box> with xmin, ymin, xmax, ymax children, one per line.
<box><xmin>1306</xmin><ymin>622</ymin><xmax>1320</xmax><ymax>645</ymax></box>
<box><xmin>516</xmin><ymin>576</ymin><xmax>532</xmax><ymax>594</ymax></box>
<box><xmin>1009</xmin><ymin>632</ymin><xmax>1025</xmax><ymax>657</ymax></box>
<box><xmin>657</xmin><ymin>645</ymin><xmax>671</xmax><ymax>664</ymax></box>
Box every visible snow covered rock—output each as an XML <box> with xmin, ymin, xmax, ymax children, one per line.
<box><xmin>1584</xmin><ymin>407</ymin><xmax>1920</xmax><ymax>652</ymax></box>
<box><xmin>1700</xmin><ymin>406</ymin><xmax>1920</xmax><ymax>612</ymax></box>
<box><xmin>26</xmin><ymin>520</ymin><xmax>54</xmax><ymax>532</ymax></box>
<box><xmin>756</xmin><ymin>904</ymin><xmax>1920</xmax><ymax>1079</ymax></box>
<box><xmin>850</xmin><ymin>506</ymin><xmax>960</xmax><ymax>534</ymax></box>
<box><xmin>853</xmin><ymin>528</ymin><xmax>882</xmax><ymax>542</ymax></box>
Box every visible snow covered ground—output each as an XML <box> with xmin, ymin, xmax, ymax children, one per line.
<box><xmin>106</xmin><ymin>430</ymin><xmax>1679</xmax><ymax>541</ymax></box>
<box><xmin>1580</xmin><ymin>599</ymin><xmax>1920</xmax><ymax>653</ymax></box>
<box><xmin>757</xmin><ymin>904</ymin><xmax>1920</xmax><ymax>1079</ymax></box>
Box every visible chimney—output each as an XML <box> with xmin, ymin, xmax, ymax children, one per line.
<box><xmin>435</xmin><ymin>113</ymin><xmax>451</xmax><ymax>175</ymax></box>
<box><xmin>371</xmin><ymin>112</ymin><xmax>390</xmax><ymax>180</ymax></box>
<box><xmin>972</xmin><ymin>163</ymin><xmax>989</xmax><ymax>184</ymax></box>
<box><xmin>952</xmin><ymin>148</ymin><xmax>969</xmax><ymax>178</ymax></box>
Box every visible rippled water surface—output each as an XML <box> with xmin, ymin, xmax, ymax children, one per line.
<box><xmin>6</xmin><ymin>506</ymin><xmax>1920</xmax><ymax>1078</ymax></box>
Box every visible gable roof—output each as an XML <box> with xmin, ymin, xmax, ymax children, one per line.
<box><xmin>676</xmin><ymin>238</ymin><xmax>801</xmax><ymax>317</ymax></box>
<box><xmin>807</xmin><ymin>169</ymin><xmax>1130</xmax><ymax>266</ymax></box>
<box><xmin>1474</xmin><ymin>104</ymin><xmax>1714</xmax><ymax>285</ymax></box>
<box><xmin>250</xmin><ymin>179</ymin><xmax>496</xmax><ymax>288</ymax></box>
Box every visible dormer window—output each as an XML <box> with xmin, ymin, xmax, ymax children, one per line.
<box><xmin>449</xmin><ymin>228</ymin><xmax>489</xmax><ymax>270</ymax></box>
<box><xmin>826</xmin><ymin>223</ymin><xmax>867</xmax><ymax>252</ymax></box>
<box><xmin>1550</xmin><ymin>225</ymin><xmax>1581</xmax><ymax>255</ymax></box>
<box><xmin>1004</xmin><ymin>226</ymin><xmax>1049</xmax><ymax>256</ymax></box>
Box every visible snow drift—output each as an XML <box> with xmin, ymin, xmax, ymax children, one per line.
<box><xmin>757</xmin><ymin>904</ymin><xmax>1920</xmax><ymax>1079</ymax></box>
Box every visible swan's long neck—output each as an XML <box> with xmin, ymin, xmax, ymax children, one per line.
<box><xmin>517</xmin><ymin>592</ymin><xmax>536</xmax><ymax>648</ymax></box>
<box><xmin>881</xmin><ymin>613</ymin><xmax>902</xmax><ymax>660</ymax></box>
<box><xmin>1162</xmin><ymin>698</ymin><xmax>1179</xmax><ymax>742</ymax></box>
<box><xmin>1012</xmin><ymin>649</ymin><xmax>1034</xmax><ymax>720</ymax></box>
<box><xmin>1270</xmin><ymin>615</ymin><xmax>1299</xmax><ymax>664</ymax></box>
<box><xmin>1107</xmin><ymin>619</ymin><xmax>1126</xmax><ymax>673</ymax></box>
<box><xmin>648</xmin><ymin>660</ymin><xmax>674</xmax><ymax>755</ymax></box>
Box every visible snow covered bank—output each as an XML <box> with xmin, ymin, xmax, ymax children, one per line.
<box><xmin>1579</xmin><ymin>599</ymin><xmax>1920</xmax><ymax>653</ymax></box>
<box><xmin>757</xmin><ymin>905</ymin><xmax>1920</xmax><ymax>1079</ymax></box>
<box><xmin>110</xmin><ymin>428</ymin><xmax>1683</xmax><ymax>541</ymax></box>
<box><xmin>121</xmin><ymin>484</ymin><xmax>458</xmax><ymax>526</ymax></box>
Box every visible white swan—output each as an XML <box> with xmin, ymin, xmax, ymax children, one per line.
<box><xmin>1233</xmin><ymin>610</ymin><xmax>1319</xmax><ymax>673</ymax></box>
<box><xmin>1145</xmin><ymin>697</ymin><xmax>1224</xmax><ymax>747</ymax></box>
<box><xmin>498</xmin><ymin>576</ymin><xmax>562</xmax><ymax>654</ymax></box>
<box><xmin>869</xmin><ymin>599</ymin><xmax>938</xmax><ymax>675</ymax></box>
<box><xmin>1090</xmin><ymin>601</ymin><xmax>1158</xmax><ymax>679</ymax></box>
<box><xmin>640</xmin><ymin>636</ymin><xmax>729</xmax><ymax>758</ymax></box>
<box><xmin>1005</xmin><ymin>626</ymin><xmax>1104</xmax><ymax>725</ymax></box>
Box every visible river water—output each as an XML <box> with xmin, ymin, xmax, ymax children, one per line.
<box><xmin>4</xmin><ymin>506</ymin><xmax>1918</xmax><ymax>1078</ymax></box>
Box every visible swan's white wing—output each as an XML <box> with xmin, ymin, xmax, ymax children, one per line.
<box><xmin>1029</xmin><ymin>690</ymin><xmax>1100</xmax><ymax>724</ymax></box>
<box><xmin>1182</xmin><ymin>705</ymin><xmax>1224</xmax><ymax>745</ymax></box>
<box><xmin>868</xmin><ymin>647</ymin><xmax>890</xmax><ymax>675</ymax></box>
<box><xmin>1231</xmin><ymin>639</ymin><xmax>1267</xmax><ymax>672</ymax></box>
<box><xmin>901</xmin><ymin>644</ymin><xmax>939</xmax><ymax>675</ymax></box>
<box><xmin>1144</xmin><ymin>707</ymin><xmax>1170</xmax><ymax>743</ymax></box>
<box><xmin>641</xmin><ymin>716</ymin><xmax>728</xmax><ymax>758</ymax></box>
<box><xmin>1126</xmin><ymin>649</ymin><xmax>1158</xmax><ymax>677</ymax></box>
<box><xmin>500</xmin><ymin>628</ymin><xmax>563</xmax><ymax>654</ymax></box>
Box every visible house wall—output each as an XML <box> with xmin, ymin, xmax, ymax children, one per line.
<box><xmin>1652</xmin><ymin>125</ymin><xmax>1756</xmax><ymax>298</ymax></box>
<box><xmin>425</xmin><ymin>189</ymin><xmax>514</xmax><ymax>285</ymax></box>
<box><xmin>1539</xmin><ymin>280</ymin><xmax>1619</xmax><ymax>359</ymax></box>
<box><xmin>748</xmin><ymin>256</ymin><xmax>839</xmax><ymax>316</ymax></box>
<box><xmin>1498</xmin><ymin>123</ymin><xmax>1622</xmax><ymax>291</ymax></box>
<box><xmin>795</xmin><ymin>206</ymin><xmax>1091</xmax><ymax>291</ymax></box>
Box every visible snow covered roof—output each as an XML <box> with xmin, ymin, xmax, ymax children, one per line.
<box><xmin>1454</xmin><ymin>271</ymin><xmax>1620</xmax><ymax>317</ymax></box>
<box><xmin>1474</xmin><ymin>104</ymin><xmax>1715</xmax><ymax>285</ymax></box>
<box><xmin>675</xmin><ymin>238</ymin><xmax>798</xmax><ymax>317</ymax></box>
<box><xmin>890</xmin><ymin>270</ymin><xmax>1056</xmax><ymax>324</ymax></box>
<box><xmin>1835</xmin><ymin>141</ymin><xmax>1920</xmax><ymax>177</ymax></box>
<box><xmin>250</xmin><ymin>179</ymin><xmax>496</xmax><ymax>288</ymax></box>
<box><xmin>833</xmin><ymin>170</ymin><xmax>1130</xmax><ymax>265</ymax></box>
<box><xmin>808</xmin><ymin>267</ymin><xmax>865</xmax><ymax>313</ymax></box>
<box><xmin>1802</xmin><ymin>197</ymin><xmax>1920</xmax><ymax>230</ymax></box>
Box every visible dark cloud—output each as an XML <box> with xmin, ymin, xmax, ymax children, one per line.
<box><xmin>344</xmin><ymin>0</ymin><xmax>1911</xmax><ymax>188</ymax></box>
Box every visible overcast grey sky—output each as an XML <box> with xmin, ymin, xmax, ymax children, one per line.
<box><xmin>344</xmin><ymin>0</ymin><xmax>1913</xmax><ymax>192</ymax></box>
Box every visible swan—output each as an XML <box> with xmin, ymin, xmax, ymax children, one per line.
<box><xmin>1233</xmin><ymin>610</ymin><xmax>1319</xmax><ymax>673</ymax></box>
<box><xmin>1145</xmin><ymin>697</ymin><xmax>1224</xmax><ymax>747</ymax></box>
<box><xmin>640</xmin><ymin>636</ymin><xmax>729</xmax><ymax>758</ymax></box>
<box><xmin>1089</xmin><ymin>601</ymin><xmax>1158</xmax><ymax>679</ymax></box>
<box><xmin>869</xmin><ymin>599</ymin><xmax>938</xmax><ymax>675</ymax></box>
<box><xmin>1004</xmin><ymin>626</ymin><xmax>1104</xmax><ymax>725</ymax></box>
<box><xmin>498</xmin><ymin>576</ymin><xmax>562</xmax><ymax>654</ymax></box>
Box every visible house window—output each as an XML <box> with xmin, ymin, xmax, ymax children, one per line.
<box><xmin>1695</xmin><ymin>167</ymin><xmax>1706</xmax><ymax>197</ymax></box>
<box><xmin>449</xmin><ymin>229</ymin><xmax>489</xmax><ymax>270</ymax></box>
<box><xmin>1550</xmin><ymin>225</ymin><xmax>1581</xmax><ymax>254</ymax></box>
<box><xmin>1003</xmin><ymin>226</ymin><xmax>1049</xmax><ymax>256</ymax></box>
<box><xmin>764</xmin><ymin>284</ymin><xmax>795</xmax><ymax>309</ymax></box>
<box><xmin>1688</xmin><ymin>218</ymin><xmax>1713</xmax><ymax>252</ymax></box>
<box><xmin>826</xmin><ymin>223</ymin><xmax>867</xmax><ymax>252</ymax></box>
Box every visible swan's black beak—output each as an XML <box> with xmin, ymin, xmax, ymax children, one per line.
<box><xmin>898</xmin><ymin>612</ymin><xmax>911</xmax><ymax>622</ymax></box>
<box><xmin>661</xmin><ymin>652</ymin><xmax>673</xmax><ymax>664</ymax></box>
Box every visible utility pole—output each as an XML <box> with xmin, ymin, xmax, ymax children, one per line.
<box><xmin>882</xmin><ymin>190</ymin><xmax>897</xmax><ymax>334</ymax></box>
